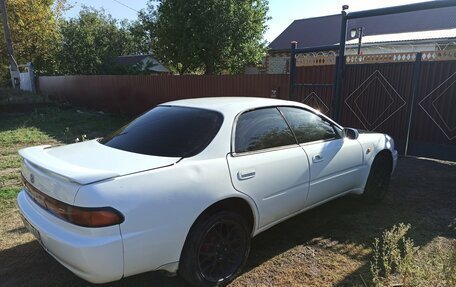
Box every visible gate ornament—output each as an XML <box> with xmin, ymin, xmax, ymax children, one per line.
<box><xmin>419</xmin><ymin>72</ymin><xmax>456</xmax><ymax>140</ymax></box>
<box><xmin>345</xmin><ymin>52</ymin><xmax>417</xmax><ymax>64</ymax></box>
<box><xmin>421</xmin><ymin>50</ymin><xmax>456</xmax><ymax>62</ymax></box>
<box><xmin>345</xmin><ymin>70</ymin><xmax>406</xmax><ymax>131</ymax></box>
<box><xmin>302</xmin><ymin>92</ymin><xmax>330</xmax><ymax>114</ymax></box>
<box><xmin>296</xmin><ymin>53</ymin><xmax>336</xmax><ymax>67</ymax></box>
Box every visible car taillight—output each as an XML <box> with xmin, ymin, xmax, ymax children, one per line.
<box><xmin>45</xmin><ymin>197</ymin><xmax>124</xmax><ymax>227</ymax></box>
<box><xmin>21</xmin><ymin>174</ymin><xmax>124</xmax><ymax>228</ymax></box>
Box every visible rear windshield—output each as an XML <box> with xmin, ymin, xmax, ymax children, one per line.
<box><xmin>100</xmin><ymin>106</ymin><xmax>223</xmax><ymax>157</ymax></box>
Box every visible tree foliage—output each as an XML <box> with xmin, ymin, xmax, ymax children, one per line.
<box><xmin>0</xmin><ymin>0</ymin><xmax>269</xmax><ymax>83</ymax></box>
<box><xmin>58</xmin><ymin>7</ymin><xmax>140</xmax><ymax>75</ymax></box>
<box><xmin>147</xmin><ymin>0</ymin><xmax>269</xmax><ymax>74</ymax></box>
<box><xmin>0</xmin><ymin>2</ymin><xmax>151</xmax><ymax>80</ymax></box>
<box><xmin>0</xmin><ymin>0</ymin><xmax>65</xmax><ymax>84</ymax></box>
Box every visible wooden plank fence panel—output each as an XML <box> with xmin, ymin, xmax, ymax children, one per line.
<box><xmin>38</xmin><ymin>75</ymin><xmax>290</xmax><ymax>115</ymax></box>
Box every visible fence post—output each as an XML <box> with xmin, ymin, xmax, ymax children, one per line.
<box><xmin>404</xmin><ymin>52</ymin><xmax>422</xmax><ymax>156</ymax></box>
<box><xmin>333</xmin><ymin>7</ymin><xmax>348</xmax><ymax>121</ymax></box>
<box><xmin>289</xmin><ymin>41</ymin><xmax>297</xmax><ymax>101</ymax></box>
<box><xmin>28</xmin><ymin>62</ymin><xmax>36</xmax><ymax>93</ymax></box>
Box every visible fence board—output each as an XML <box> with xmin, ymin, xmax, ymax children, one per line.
<box><xmin>407</xmin><ymin>61</ymin><xmax>456</xmax><ymax>159</ymax></box>
<box><xmin>38</xmin><ymin>75</ymin><xmax>290</xmax><ymax>115</ymax></box>
<box><xmin>340</xmin><ymin>62</ymin><xmax>414</xmax><ymax>153</ymax></box>
<box><xmin>294</xmin><ymin>65</ymin><xmax>335</xmax><ymax>115</ymax></box>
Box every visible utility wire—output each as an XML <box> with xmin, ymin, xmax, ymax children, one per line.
<box><xmin>110</xmin><ymin>0</ymin><xmax>138</xmax><ymax>12</ymax></box>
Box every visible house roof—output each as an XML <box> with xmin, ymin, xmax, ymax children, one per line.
<box><xmin>269</xmin><ymin>6</ymin><xmax>456</xmax><ymax>51</ymax></box>
<box><xmin>346</xmin><ymin>28</ymin><xmax>456</xmax><ymax>45</ymax></box>
<box><xmin>269</xmin><ymin>14</ymin><xmax>342</xmax><ymax>51</ymax></box>
<box><xmin>115</xmin><ymin>54</ymin><xmax>154</xmax><ymax>66</ymax></box>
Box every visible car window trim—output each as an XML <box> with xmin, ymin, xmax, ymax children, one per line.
<box><xmin>230</xmin><ymin>106</ymin><xmax>299</xmax><ymax>156</ymax></box>
<box><xmin>277</xmin><ymin>107</ymin><xmax>299</xmax><ymax>144</ymax></box>
<box><xmin>230</xmin><ymin>104</ymin><xmax>347</xmax><ymax>156</ymax></box>
<box><xmin>297</xmin><ymin>137</ymin><xmax>341</xmax><ymax>147</ymax></box>
<box><xmin>231</xmin><ymin>143</ymin><xmax>301</xmax><ymax>157</ymax></box>
<box><xmin>277</xmin><ymin>106</ymin><xmax>342</xmax><ymax>145</ymax></box>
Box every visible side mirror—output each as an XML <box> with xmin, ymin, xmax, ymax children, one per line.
<box><xmin>344</xmin><ymin>128</ymin><xmax>359</xmax><ymax>140</ymax></box>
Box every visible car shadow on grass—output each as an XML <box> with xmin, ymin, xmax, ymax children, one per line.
<box><xmin>1</xmin><ymin>157</ymin><xmax>454</xmax><ymax>286</ymax></box>
<box><xmin>239</xmin><ymin>156</ymin><xmax>455</xmax><ymax>285</ymax></box>
<box><xmin>0</xmin><ymin>239</ymin><xmax>190</xmax><ymax>287</ymax></box>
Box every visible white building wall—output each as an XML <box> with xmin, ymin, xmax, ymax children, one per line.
<box><xmin>267</xmin><ymin>56</ymin><xmax>289</xmax><ymax>74</ymax></box>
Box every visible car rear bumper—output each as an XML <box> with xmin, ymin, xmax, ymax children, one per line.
<box><xmin>17</xmin><ymin>190</ymin><xmax>124</xmax><ymax>284</ymax></box>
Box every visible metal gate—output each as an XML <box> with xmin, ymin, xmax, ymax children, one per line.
<box><xmin>291</xmin><ymin>50</ymin><xmax>456</xmax><ymax>161</ymax></box>
<box><xmin>289</xmin><ymin>0</ymin><xmax>456</xmax><ymax>161</ymax></box>
<box><xmin>289</xmin><ymin>43</ymin><xmax>339</xmax><ymax>118</ymax></box>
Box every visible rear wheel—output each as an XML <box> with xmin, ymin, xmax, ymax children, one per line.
<box><xmin>362</xmin><ymin>154</ymin><xmax>392</xmax><ymax>204</ymax></box>
<box><xmin>179</xmin><ymin>211</ymin><xmax>250</xmax><ymax>287</ymax></box>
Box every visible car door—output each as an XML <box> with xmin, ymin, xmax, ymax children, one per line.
<box><xmin>226</xmin><ymin>107</ymin><xmax>310</xmax><ymax>229</ymax></box>
<box><xmin>278</xmin><ymin>107</ymin><xmax>364</xmax><ymax>207</ymax></box>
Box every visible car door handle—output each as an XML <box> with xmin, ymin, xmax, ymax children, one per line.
<box><xmin>238</xmin><ymin>169</ymin><xmax>256</xmax><ymax>180</ymax></box>
<box><xmin>312</xmin><ymin>155</ymin><xmax>324</xmax><ymax>163</ymax></box>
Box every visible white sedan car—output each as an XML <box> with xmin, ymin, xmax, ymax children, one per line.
<box><xmin>17</xmin><ymin>97</ymin><xmax>397</xmax><ymax>286</ymax></box>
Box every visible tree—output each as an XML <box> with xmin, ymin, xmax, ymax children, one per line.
<box><xmin>0</xmin><ymin>0</ymin><xmax>66</xmax><ymax>85</ymax></box>
<box><xmin>145</xmin><ymin>0</ymin><xmax>269</xmax><ymax>74</ymax></box>
<box><xmin>121</xmin><ymin>20</ymin><xmax>152</xmax><ymax>56</ymax></box>
<box><xmin>58</xmin><ymin>7</ymin><xmax>139</xmax><ymax>75</ymax></box>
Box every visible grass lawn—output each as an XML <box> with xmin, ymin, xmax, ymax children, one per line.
<box><xmin>0</xmin><ymin>106</ymin><xmax>455</xmax><ymax>287</ymax></box>
<box><xmin>0</xmin><ymin>88</ymin><xmax>49</xmax><ymax>105</ymax></box>
<box><xmin>0</xmin><ymin>106</ymin><xmax>128</xmax><ymax>210</ymax></box>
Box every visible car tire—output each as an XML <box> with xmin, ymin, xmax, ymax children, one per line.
<box><xmin>362</xmin><ymin>154</ymin><xmax>392</xmax><ymax>204</ymax></box>
<box><xmin>179</xmin><ymin>211</ymin><xmax>251</xmax><ymax>287</ymax></box>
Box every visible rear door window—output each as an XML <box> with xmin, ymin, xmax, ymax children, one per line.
<box><xmin>234</xmin><ymin>108</ymin><xmax>296</xmax><ymax>153</ymax></box>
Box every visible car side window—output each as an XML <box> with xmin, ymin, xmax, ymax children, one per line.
<box><xmin>279</xmin><ymin>107</ymin><xmax>338</xmax><ymax>144</ymax></box>
<box><xmin>235</xmin><ymin>108</ymin><xmax>296</xmax><ymax>153</ymax></box>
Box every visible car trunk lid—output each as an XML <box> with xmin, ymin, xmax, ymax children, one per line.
<box><xmin>19</xmin><ymin>140</ymin><xmax>180</xmax><ymax>204</ymax></box>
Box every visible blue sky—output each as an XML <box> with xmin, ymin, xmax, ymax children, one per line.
<box><xmin>65</xmin><ymin>0</ymin><xmax>428</xmax><ymax>42</ymax></box>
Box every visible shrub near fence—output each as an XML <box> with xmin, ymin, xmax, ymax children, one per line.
<box><xmin>38</xmin><ymin>75</ymin><xmax>290</xmax><ymax>115</ymax></box>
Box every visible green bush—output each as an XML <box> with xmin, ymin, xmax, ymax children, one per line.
<box><xmin>0</xmin><ymin>64</ymin><xmax>11</xmax><ymax>87</ymax></box>
<box><xmin>370</xmin><ymin>223</ymin><xmax>419</xmax><ymax>286</ymax></box>
<box><xmin>370</xmin><ymin>223</ymin><xmax>456</xmax><ymax>287</ymax></box>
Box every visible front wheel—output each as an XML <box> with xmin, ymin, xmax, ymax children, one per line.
<box><xmin>362</xmin><ymin>154</ymin><xmax>392</xmax><ymax>204</ymax></box>
<box><xmin>179</xmin><ymin>211</ymin><xmax>251</xmax><ymax>287</ymax></box>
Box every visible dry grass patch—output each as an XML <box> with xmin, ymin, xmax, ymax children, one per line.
<box><xmin>0</xmin><ymin>106</ymin><xmax>454</xmax><ymax>287</ymax></box>
<box><xmin>0</xmin><ymin>208</ymin><xmax>35</xmax><ymax>251</ymax></box>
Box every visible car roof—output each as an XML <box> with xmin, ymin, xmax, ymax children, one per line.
<box><xmin>161</xmin><ymin>97</ymin><xmax>342</xmax><ymax>130</ymax></box>
<box><xmin>162</xmin><ymin>97</ymin><xmax>306</xmax><ymax>113</ymax></box>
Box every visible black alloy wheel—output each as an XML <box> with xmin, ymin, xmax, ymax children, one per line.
<box><xmin>362</xmin><ymin>154</ymin><xmax>392</xmax><ymax>203</ymax></box>
<box><xmin>179</xmin><ymin>211</ymin><xmax>251</xmax><ymax>287</ymax></box>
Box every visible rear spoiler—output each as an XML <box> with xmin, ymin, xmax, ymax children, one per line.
<box><xmin>18</xmin><ymin>145</ymin><xmax>120</xmax><ymax>185</ymax></box>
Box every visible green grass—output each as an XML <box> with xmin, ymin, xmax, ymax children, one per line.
<box><xmin>0</xmin><ymin>154</ymin><xmax>20</xmax><ymax>169</ymax></box>
<box><xmin>0</xmin><ymin>187</ymin><xmax>20</xmax><ymax>211</ymax></box>
<box><xmin>0</xmin><ymin>106</ymin><xmax>129</xmax><ymax>210</ymax></box>
<box><xmin>0</xmin><ymin>88</ymin><xmax>49</xmax><ymax>105</ymax></box>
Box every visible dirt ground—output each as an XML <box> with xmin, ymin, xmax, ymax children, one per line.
<box><xmin>0</xmin><ymin>156</ymin><xmax>455</xmax><ymax>287</ymax></box>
